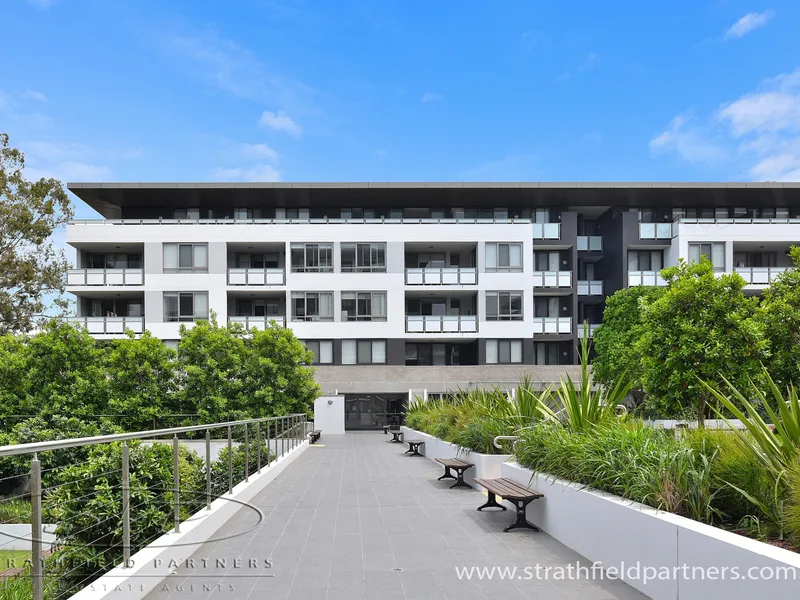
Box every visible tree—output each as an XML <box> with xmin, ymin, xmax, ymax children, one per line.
<box><xmin>756</xmin><ymin>246</ymin><xmax>800</xmax><ymax>389</ymax></box>
<box><xmin>243</xmin><ymin>323</ymin><xmax>319</xmax><ymax>416</ymax></box>
<box><xmin>0</xmin><ymin>133</ymin><xmax>73</xmax><ymax>334</ymax></box>
<box><xmin>592</xmin><ymin>286</ymin><xmax>665</xmax><ymax>407</ymax></box>
<box><xmin>177</xmin><ymin>316</ymin><xmax>248</xmax><ymax>422</ymax></box>
<box><xmin>638</xmin><ymin>258</ymin><xmax>768</xmax><ymax>425</ymax></box>
<box><xmin>105</xmin><ymin>331</ymin><xmax>179</xmax><ymax>430</ymax></box>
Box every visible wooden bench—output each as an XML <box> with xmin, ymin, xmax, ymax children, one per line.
<box><xmin>308</xmin><ymin>430</ymin><xmax>322</xmax><ymax>444</ymax></box>
<box><xmin>435</xmin><ymin>458</ymin><xmax>474</xmax><ymax>489</ymax></box>
<box><xmin>382</xmin><ymin>424</ymin><xmax>400</xmax><ymax>435</ymax></box>
<box><xmin>474</xmin><ymin>477</ymin><xmax>544</xmax><ymax>532</ymax></box>
<box><xmin>389</xmin><ymin>430</ymin><xmax>404</xmax><ymax>443</ymax></box>
<box><xmin>403</xmin><ymin>439</ymin><xmax>425</xmax><ymax>456</ymax></box>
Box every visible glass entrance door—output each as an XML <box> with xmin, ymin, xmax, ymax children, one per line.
<box><xmin>344</xmin><ymin>394</ymin><xmax>406</xmax><ymax>430</ymax></box>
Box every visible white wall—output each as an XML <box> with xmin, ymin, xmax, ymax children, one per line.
<box><xmin>314</xmin><ymin>395</ymin><xmax>345</xmax><ymax>434</ymax></box>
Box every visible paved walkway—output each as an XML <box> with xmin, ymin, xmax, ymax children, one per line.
<box><xmin>145</xmin><ymin>432</ymin><xmax>647</xmax><ymax>600</ymax></box>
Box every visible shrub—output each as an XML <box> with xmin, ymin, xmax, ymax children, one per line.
<box><xmin>0</xmin><ymin>498</ymin><xmax>31</xmax><ymax>524</ymax></box>
<box><xmin>786</xmin><ymin>456</ymin><xmax>800</xmax><ymax>543</ymax></box>
<box><xmin>209</xmin><ymin>433</ymin><xmax>273</xmax><ymax>499</ymax></box>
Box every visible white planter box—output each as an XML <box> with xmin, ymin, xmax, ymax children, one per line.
<box><xmin>501</xmin><ymin>461</ymin><xmax>800</xmax><ymax>600</ymax></box>
<box><xmin>400</xmin><ymin>427</ymin><xmax>511</xmax><ymax>490</ymax></box>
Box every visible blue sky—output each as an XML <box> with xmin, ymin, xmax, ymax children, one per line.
<box><xmin>2</xmin><ymin>0</ymin><xmax>800</xmax><ymax>219</ymax></box>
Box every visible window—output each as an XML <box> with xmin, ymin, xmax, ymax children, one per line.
<box><xmin>235</xmin><ymin>252</ymin><xmax>280</xmax><ymax>269</ymax></box>
<box><xmin>163</xmin><ymin>292</ymin><xmax>208</xmax><ymax>322</ymax></box>
<box><xmin>86</xmin><ymin>253</ymin><xmax>142</xmax><ymax>269</ymax></box>
<box><xmin>236</xmin><ymin>298</ymin><xmax>282</xmax><ymax>317</ymax></box>
<box><xmin>534</xmin><ymin>342</ymin><xmax>562</xmax><ymax>365</ymax></box>
<box><xmin>291</xmin><ymin>292</ymin><xmax>333</xmax><ymax>321</ymax></box>
<box><xmin>290</xmin><ymin>243</ymin><xmax>333</xmax><ymax>272</ymax></box>
<box><xmin>486</xmin><ymin>339</ymin><xmax>523</xmax><ymax>364</ymax></box>
<box><xmin>304</xmin><ymin>340</ymin><xmax>333</xmax><ymax>364</ymax></box>
<box><xmin>341</xmin><ymin>243</ymin><xmax>386</xmax><ymax>272</ymax></box>
<box><xmin>342</xmin><ymin>340</ymin><xmax>387</xmax><ymax>364</ymax></box>
<box><xmin>534</xmin><ymin>297</ymin><xmax>559</xmax><ymax>318</ymax></box>
<box><xmin>234</xmin><ymin>208</ymin><xmax>262</xmax><ymax>219</ymax></box>
<box><xmin>341</xmin><ymin>292</ymin><xmax>387</xmax><ymax>321</ymax></box>
<box><xmin>485</xmin><ymin>243</ymin><xmax>523</xmax><ymax>272</ymax></box>
<box><xmin>627</xmin><ymin>250</ymin><xmax>663</xmax><ymax>271</ymax></box>
<box><xmin>89</xmin><ymin>298</ymin><xmax>143</xmax><ymax>317</ymax></box>
<box><xmin>163</xmin><ymin>244</ymin><xmax>208</xmax><ymax>272</ymax></box>
<box><xmin>173</xmin><ymin>208</ymin><xmax>200</xmax><ymax>219</ymax></box>
<box><xmin>638</xmin><ymin>209</ymin><xmax>655</xmax><ymax>223</ymax></box>
<box><xmin>405</xmin><ymin>343</ymin><xmax>464</xmax><ymax>366</ymax></box>
<box><xmin>534</xmin><ymin>209</ymin><xmax>550</xmax><ymax>224</ymax></box>
<box><xmin>485</xmin><ymin>291</ymin><xmax>523</xmax><ymax>321</ymax></box>
<box><xmin>534</xmin><ymin>251</ymin><xmax>561</xmax><ymax>271</ymax></box>
<box><xmin>689</xmin><ymin>243</ymin><xmax>725</xmax><ymax>271</ymax></box>
<box><xmin>682</xmin><ymin>207</ymin><xmax>715</xmax><ymax>219</ymax></box>
<box><xmin>733</xmin><ymin>251</ymin><xmax>777</xmax><ymax>268</ymax></box>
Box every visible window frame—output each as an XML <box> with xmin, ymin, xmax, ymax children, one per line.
<box><xmin>163</xmin><ymin>291</ymin><xmax>209</xmax><ymax>322</ymax></box>
<box><xmin>304</xmin><ymin>340</ymin><xmax>334</xmax><ymax>365</ymax></box>
<box><xmin>485</xmin><ymin>339</ymin><xmax>523</xmax><ymax>364</ymax></box>
<box><xmin>163</xmin><ymin>243</ymin><xmax>209</xmax><ymax>273</ymax></box>
<box><xmin>290</xmin><ymin>243</ymin><xmax>333</xmax><ymax>273</ymax></box>
<box><xmin>485</xmin><ymin>242</ymin><xmax>523</xmax><ymax>272</ymax></box>
<box><xmin>291</xmin><ymin>291</ymin><xmax>334</xmax><ymax>321</ymax></box>
<box><xmin>340</xmin><ymin>242</ymin><xmax>387</xmax><ymax>273</ymax></box>
<box><xmin>341</xmin><ymin>339</ymin><xmax>387</xmax><ymax>365</ymax></box>
<box><xmin>485</xmin><ymin>291</ymin><xmax>524</xmax><ymax>321</ymax></box>
<box><xmin>688</xmin><ymin>242</ymin><xmax>725</xmax><ymax>272</ymax></box>
<box><xmin>341</xmin><ymin>291</ymin><xmax>387</xmax><ymax>321</ymax></box>
<box><xmin>533</xmin><ymin>342</ymin><xmax>562</xmax><ymax>365</ymax></box>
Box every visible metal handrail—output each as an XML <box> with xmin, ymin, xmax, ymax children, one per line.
<box><xmin>493</xmin><ymin>435</ymin><xmax>520</xmax><ymax>452</ymax></box>
<box><xmin>0</xmin><ymin>414</ymin><xmax>306</xmax><ymax>457</ymax></box>
<box><xmin>69</xmin><ymin>217</ymin><xmax>536</xmax><ymax>226</ymax></box>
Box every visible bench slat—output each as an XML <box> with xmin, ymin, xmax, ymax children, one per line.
<box><xmin>475</xmin><ymin>477</ymin><xmax>543</xmax><ymax>500</ymax></box>
<box><xmin>435</xmin><ymin>458</ymin><xmax>474</xmax><ymax>468</ymax></box>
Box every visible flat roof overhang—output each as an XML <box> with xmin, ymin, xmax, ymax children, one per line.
<box><xmin>67</xmin><ymin>182</ymin><xmax>800</xmax><ymax>219</ymax></box>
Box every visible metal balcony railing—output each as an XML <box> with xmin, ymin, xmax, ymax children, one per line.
<box><xmin>733</xmin><ymin>266</ymin><xmax>789</xmax><ymax>285</ymax></box>
<box><xmin>227</xmin><ymin>268</ymin><xmax>286</xmax><ymax>286</ymax></box>
<box><xmin>0</xmin><ymin>414</ymin><xmax>308</xmax><ymax>600</ymax></box>
<box><xmin>579</xmin><ymin>323</ymin><xmax>602</xmax><ymax>338</ymax></box>
<box><xmin>69</xmin><ymin>217</ymin><xmax>534</xmax><ymax>226</ymax></box>
<box><xmin>68</xmin><ymin>316</ymin><xmax>145</xmax><ymax>334</ymax></box>
<box><xmin>681</xmin><ymin>217</ymin><xmax>800</xmax><ymax>225</ymax></box>
<box><xmin>532</xmin><ymin>222</ymin><xmax>560</xmax><ymax>239</ymax></box>
<box><xmin>577</xmin><ymin>235</ymin><xmax>603</xmax><ymax>251</ymax></box>
<box><xmin>638</xmin><ymin>222</ymin><xmax>678</xmax><ymax>239</ymax></box>
<box><xmin>405</xmin><ymin>315</ymin><xmax>478</xmax><ymax>333</ymax></box>
<box><xmin>532</xmin><ymin>317</ymin><xmax>572</xmax><ymax>334</ymax></box>
<box><xmin>404</xmin><ymin>267</ymin><xmax>477</xmax><ymax>285</ymax></box>
<box><xmin>532</xmin><ymin>271</ymin><xmax>572</xmax><ymax>288</ymax></box>
<box><xmin>578</xmin><ymin>280</ymin><xmax>604</xmax><ymax>295</ymax></box>
<box><xmin>228</xmin><ymin>316</ymin><xmax>286</xmax><ymax>330</ymax></box>
<box><xmin>628</xmin><ymin>271</ymin><xmax>667</xmax><ymax>286</ymax></box>
<box><xmin>67</xmin><ymin>268</ymin><xmax>144</xmax><ymax>286</ymax></box>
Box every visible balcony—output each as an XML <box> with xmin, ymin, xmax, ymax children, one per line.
<box><xmin>405</xmin><ymin>267</ymin><xmax>477</xmax><ymax>286</ymax></box>
<box><xmin>734</xmin><ymin>267</ymin><xmax>789</xmax><ymax>285</ymax></box>
<box><xmin>405</xmin><ymin>315</ymin><xmax>478</xmax><ymax>334</ymax></box>
<box><xmin>67</xmin><ymin>268</ymin><xmax>144</xmax><ymax>286</ymax></box>
<box><xmin>639</xmin><ymin>223</ymin><xmax>677</xmax><ymax>239</ymax></box>
<box><xmin>532</xmin><ymin>223</ymin><xmax>560</xmax><ymax>239</ymax></box>
<box><xmin>577</xmin><ymin>236</ymin><xmax>603</xmax><ymax>251</ymax></box>
<box><xmin>578</xmin><ymin>280</ymin><xmax>604</xmax><ymax>295</ymax></box>
<box><xmin>68</xmin><ymin>316</ymin><xmax>144</xmax><ymax>334</ymax></box>
<box><xmin>579</xmin><ymin>323</ymin><xmax>602</xmax><ymax>338</ymax></box>
<box><xmin>532</xmin><ymin>271</ymin><xmax>572</xmax><ymax>288</ymax></box>
<box><xmin>228</xmin><ymin>315</ymin><xmax>286</xmax><ymax>331</ymax></box>
<box><xmin>532</xmin><ymin>317</ymin><xmax>572</xmax><ymax>334</ymax></box>
<box><xmin>628</xmin><ymin>271</ymin><xmax>667</xmax><ymax>286</ymax></box>
<box><xmin>227</xmin><ymin>268</ymin><xmax>285</xmax><ymax>286</ymax></box>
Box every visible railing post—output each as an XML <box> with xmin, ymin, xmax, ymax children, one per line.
<box><xmin>205</xmin><ymin>429</ymin><xmax>211</xmax><ymax>510</ymax></box>
<box><xmin>173</xmin><ymin>435</ymin><xmax>180</xmax><ymax>533</ymax></box>
<box><xmin>266</xmin><ymin>420</ymin><xmax>271</xmax><ymax>464</ymax></box>
<box><xmin>244</xmin><ymin>422</ymin><xmax>250</xmax><ymax>483</ymax></box>
<box><xmin>281</xmin><ymin>417</ymin><xmax>286</xmax><ymax>457</ymax></box>
<box><xmin>256</xmin><ymin>422</ymin><xmax>262</xmax><ymax>473</ymax></box>
<box><xmin>122</xmin><ymin>443</ymin><xmax>131</xmax><ymax>567</ymax></box>
<box><xmin>227</xmin><ymin>425</ymin><xmax>233</xmax><ymax>494</ymax></box>
<box><xmin>31</xmin><ymin>453</ymin><xmax>43</xmax><ymax>600</ymax></box>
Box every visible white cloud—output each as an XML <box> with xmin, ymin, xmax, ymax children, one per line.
<box><xmin>240</xmin><ymin>142</ymin><xmax>278</xmax><ymax>159</ymax></box>
<box><xmin>258</xmin><ymin>110</ymin><xmax>301</xmax><ymax>136</ymax></box>
<box><xmin>579</xmin><ymin>52</ymin><xmax>599</xmax><ymax>71</ymax></box>
<box><xmin>463</xmin><ymin>154</ymin><xmax>539</xmax><ymax>180</ymax></box>
<box><xmin>650</xmin><ymin>66</ymin><xmax>800</xmax><ymax>181</ymax></box>
<box><xmin>421</xmin><ymin>91</ymin><xmax>444</xmax><ymax>103</ymax></box>
<box><xmin>20</xmin><ymin>89</ymin><xmax>47</xmax><ymax>102</ymax></box>
<box><xmin>167</xmin><ymin>31</ymin><xmax>316</xmax><ymax>113</ymax></box>
<box><xmin>25</xmin><ymin>0</ymin><xmax>56</xmax><ymax>8</ymax></box>
<box><xmin>725</xmin><ymin>10</ymin><xmax>773</xmax><ymax>39</ymax></box>
<box><xmin>213</xmin><ymin>164</ymin><xmax>281</xmax><ymax>182</ymax></box>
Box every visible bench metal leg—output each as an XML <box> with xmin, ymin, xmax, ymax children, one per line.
<box><xmin>405</xmin><ymin>443</ymin><xmax>423</xmax><ymax>456</ymax></box>
<box><xmin>438</xmin><ymin>466</ymin><xmax>456</xmax><ymax>481</ymax></box>
<box><xmin>503</xmin><ymin>499</ymin><xmax>539</xmax><ymax>533</ymax></box>
<box><xmin>450</xmin><ymin>467</ymin><xmax>472</xmax><ymax>489</ymax></box>
<box><xmin>477</xmin><ymin>492</ymin><xmax>507</xmax><ymax>511</ymax></box>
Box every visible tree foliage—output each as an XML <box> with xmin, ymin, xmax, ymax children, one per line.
<box><xmin>592</xmin><ymin>286</ymin><xmax>664</xmax><ymax>405</ymax></box>
<box><xmin>0</xmin><ymin>133</ymin><xmax>73</xmax><ymax>334</ymax></box>
<box><xmin>755</xmin><ymin>245</ymin><xmax>800</xmax><ymax>389</ymax></box>
<box><xmin>638</xmin><ymin>259</ymin><xmax>768</xmax><ymax>424</ymax></box>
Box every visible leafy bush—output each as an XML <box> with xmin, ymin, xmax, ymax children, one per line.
<box><xmin>209</xmin><ymin>433</ymin><xmax>274</xmax><ymax>499</ymax></box>
<box><xmin>44</xmin><ymin>441</ymin><xmax>205</xmax><ymax>598</ymax></box>
<box><xmin>786</xmin><ymin>456</ymin><xmax>800</xmax><ymax>542</ymax></box>
<box><xmin>0</xmin><ymin>499</ymin><xmax>31</xmax><ymax>524</ymax></box>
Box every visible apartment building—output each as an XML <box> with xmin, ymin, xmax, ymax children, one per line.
<box><xmin>65</xmin><ymin>182</ymin><xmax>800</xmax><ymax>428</ymax></box>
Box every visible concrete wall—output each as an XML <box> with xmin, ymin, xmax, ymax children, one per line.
<box><xmin>314</xmin><ymin>395</ymin><xmax>345</xmax><ymax>434</ymax></box>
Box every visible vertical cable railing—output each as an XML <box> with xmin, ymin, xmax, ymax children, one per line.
<box><xmin>0</xmin><ymin>413</ymin><xmax>308</xmax><ymax>600</ymax></box>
